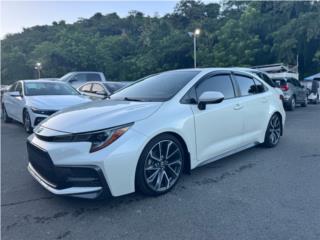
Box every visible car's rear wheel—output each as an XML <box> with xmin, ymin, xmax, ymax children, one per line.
<box><xmin>2</xmin><ymin>105</ymin><xmax>12</xmax><ymax>123</ymax></box>
<box><xmin>136</xmin><ymin>134</ymin><xmax>184</xmax><ymax>196</ymax></box>
<box><xmin>263</xmin><ymin>114</ymin><xmax>281</xmax><ymax>148</ymax></box>
<box><xmin>287</xmin><ymin>97</ymin><xmax>296</xmax><ymax>111</ymax></box>
<box><xmin>23</xmin><ymin>110</ymin><xmax>33</xmax><ymax>133</ymax></box>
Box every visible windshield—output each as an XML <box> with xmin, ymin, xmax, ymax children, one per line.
<box><xmin>110</xmin><ymin>70</ymin><xmax>200</xmax><ymax>102</ymax></box>
<box><xmin>59</xmin><ymin>73</ymin><xmax>73</xmax><ymax>82</ymax></box>
<box><xmin>24</xmin><ymin>82</ymin><xmax>79</xmax><ymax>96</ymax></box>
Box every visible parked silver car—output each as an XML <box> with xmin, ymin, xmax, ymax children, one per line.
<box><xmin>273</xmin><ymin>77</ymin><xmax>308</xmax><ymax>110</ymax></box>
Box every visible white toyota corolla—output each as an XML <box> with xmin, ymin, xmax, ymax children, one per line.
<box><xmin>27</xmin><ymin>68</ymin><xmax>285</xmax><ymax>199</ymax></box>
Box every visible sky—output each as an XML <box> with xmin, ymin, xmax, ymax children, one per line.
<box><xmin>0</xmin><ymin>0</ymin><xmax>180</xmax><ymax>39</ymax></box>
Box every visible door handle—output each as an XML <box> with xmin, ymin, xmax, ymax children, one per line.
<box><xmin>261</xmin><ymin>97</ymin><xmax>268</xmax><ymax>103</ymax></box>
<box><xmin>234</xmin><ymin>103</ymin><xmax>243</xmax><ymax>110</ymax></box>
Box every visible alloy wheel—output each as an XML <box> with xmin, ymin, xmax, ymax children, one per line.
<box><xmin>24</xmin><ymin>112</ymin><xmax>32</xmax><ymax>133</ymax></box>
<box><xmin>268</xmin><ymin>115</ymin><xmax>281</xmax><ymax>145</ymax></box>
<box><xmin>144</xmin><ymin>140</ymin><xmax>182</xmax><ymax>192</ymax></box>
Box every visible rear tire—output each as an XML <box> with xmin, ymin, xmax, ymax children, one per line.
<box><xmin>2</xmin><ymin>105</ymin><xmax>12</xmax><ymax>123</ymax></box>
<box><xmin>263</xmin><ymin>114</ymin><xmax>281</xmax><ymax>148</ymax></box>
<box><xmin>286</xmin><ymin>97</ymin><xmax>296</xmax><ymax>111</ymax></box>
<box><xmin>135</xmin><ymin>134</ymin><xmax>185</xmax><ymax>196</ymax></box>
<box><xmin>23</xmin><ymin>110</ymin><xmax>33</xmax><ymax>133</ymax></box>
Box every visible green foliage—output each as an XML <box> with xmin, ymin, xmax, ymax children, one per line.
<box><xmin>1</xmin><ymin>0</ymin><xmax>320</xmax><ymax>84</ymax></box>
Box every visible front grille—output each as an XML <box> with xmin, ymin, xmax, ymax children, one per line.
<box><xmin>27</xmin><ymin>141</ymin><xmax>60</xmax><ymax>186</ymax></box>
<box><xmin>27</xmin><ymin>141</ymin><xmax>104</xmax><ymax>189</ymax></box>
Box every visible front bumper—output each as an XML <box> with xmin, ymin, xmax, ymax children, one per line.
<box><xmin>27</xmin><ymin>141</ymin><xmax>111</xmax><ymax>199</ymax></box>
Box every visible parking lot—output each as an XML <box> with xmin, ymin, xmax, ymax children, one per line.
<box><xmin>1</xmin><ymin>104</ymin><xmax>320</xmax><ymax>240</ymax></box>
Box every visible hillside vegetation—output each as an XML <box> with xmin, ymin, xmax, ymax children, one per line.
<box><xmin>1</xmin><ymin>0</ymin><xmax>320</xmax><ymax>84</ymax></box>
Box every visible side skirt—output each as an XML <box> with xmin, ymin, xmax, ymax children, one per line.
<box><xmin>196</xmin><ymin>142</ymin><xmax>259</xmax><ymax>168</ymax></box>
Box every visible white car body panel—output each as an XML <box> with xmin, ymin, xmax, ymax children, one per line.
<box><xmin>27</xmin><ymin>68</ymin><xmax>286</xmax><ymax>198</ymax></box>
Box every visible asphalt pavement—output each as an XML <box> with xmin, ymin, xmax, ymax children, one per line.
<box><xmin>1</xmin><ymin>104</ymin><xmax>320</xmax><ymax>240</ymax></box>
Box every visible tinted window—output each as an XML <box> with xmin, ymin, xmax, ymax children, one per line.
<box><xmin>15</xmin><ymin>82</ymin><xmax>23</xmax><ymax>94</ymax></box>
<box><xmin>9</xmin><ymin>83</ymin><xmax>17</xmax><ymax>92</ymax></box>
<box><xmin>236</xmin><ymin>75</ymin><xmax>256</xmax><ymax>96</ymax></box>
<box><xmin>24</xmin><ymin>82</ymin><xmax>79</xmax><ymax>96</ymax></box>
<box><xmin>273</xmin><ymin>78</ymin><xmax>286</xmax><ymax>87</ymax></box>
<box><xmin>92</xmin><ymin>83</ymin><xmax>105</xmax><ymax>93</ymax></box>
<box><xmin>196</xmin><ymin>75</ymin><xmax>235</xmax><ymax>99</ymax></box>
<box><xmin>86</xmin><ymin>73</ymin><xmax>101</xmax><ymax>82</ymax></box>
<box><xmin>111</xmin><ymin>71</ymin><xmax>200</xmax><ymax>102</ymax></box>
<box><xmin>256</xmin><ymin>72</ymin><xmax>276</xmax><ymax>87</ymax></box>
<box><xmin>253</xmin><ymin>79</ymin><xmax>266</xmax><ymax>93</ymax></box>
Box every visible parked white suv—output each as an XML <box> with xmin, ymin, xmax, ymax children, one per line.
<box><xmin>27</xmin><ymin>68</ymin><xmax>285</xmax><ymax>199</ymax></box>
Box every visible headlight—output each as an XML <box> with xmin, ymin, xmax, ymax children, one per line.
<box><xmin>31</xmin><ymin>107</ymin><xmax>57</xmax><ymax>115</ymax></box>
<box><xmin>35</xmin><ymin>124</ymin><xmax>133</xmax><ymax>153</ymax></box>
<box><xmin>75</xmin><ymin>124</ymin><xmax>132</xmax><ymax>153</ymax></box>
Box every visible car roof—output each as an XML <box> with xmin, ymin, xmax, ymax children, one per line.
<box><xmin>20</xmin><ymin>79</ymin><xmax>67</xmax><ymax>84</ymax></box>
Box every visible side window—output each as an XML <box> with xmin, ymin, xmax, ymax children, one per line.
<box><xmin>235</xmin><ymin>75</ymin><xmax>256</xmax><ymax>96</ymax></box>
<box><xmin>79</xmin><ymin>83</ymin><xmax>92</xmax><ymax>92</ymax></box>
<box><xmin>196</xmin><ymin>74</ymin><xmax>235</xmax><ymax>99</ymax></box>
<box><xmin>9</xmin><ymin>83</ymin><xmax>17</xmax><ymax>92</ymax></box>
<box><xmin>86</xmin><ymin>73</ymin><xmax>101</xmax><ymax>82</ymax></box>
<box><xmin>287</xmin><ymin>78</ymin><xmax>296</xmax><ymax>86</ymax></box>
<box><xmin>15</xmin><ymin>82</ymin><xmax>23</xmax><ymax>94</ymax></box>
<box><xmin>253</xmin><ymin>78</ymin><xmax>267</xmax><ymax>93</ymax></box>
<box><xmin>92</xmin><ymin>84</ymin><xmax>105</xmax><ymax>94</ymax></box>
<box><xmin>72</xmin><ymin>74</ymin><xmax>86</xmax><ymax>83</ymax></box>
<box><xmin>259</xmin><ymin>73</ymin><xmax>275</xmax><ymax>87</ymax></box>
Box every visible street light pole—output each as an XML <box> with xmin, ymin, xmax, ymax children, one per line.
<box><xmin>34</xmin><ymin>62</ymin><xmax>42</xmax><ymax>79</ymax></box>
<box><xmin>188</xmin><ymin>28</ymin><xmax>201</xmax><ymax>68</ymax></box>
<box><xmin>194</xmin><ymin>34</ymin><xmax>197</xmax><ymax>68</ymax></box>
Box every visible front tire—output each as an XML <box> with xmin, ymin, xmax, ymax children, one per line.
<box><xmin>136</xmin><ymin>134</ymin><xmax>185</xmax><ymax>196</ymax></box>
<box><xmin>263</xmin><ymin>114</ymin><xmax>282</xmax><ymax>148</ymax></box>
<box><xmin>23</xmin><ymin>110</ymin><xmax>33</xmax><ymax>133</ymax></box>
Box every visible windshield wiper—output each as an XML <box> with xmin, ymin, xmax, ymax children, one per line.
<box><xmin>123</xmin><ymin>97</ymin><xmax>143</xmax><ymax>102</ymax></box>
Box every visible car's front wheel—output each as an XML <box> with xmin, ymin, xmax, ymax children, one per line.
<box><xmin>136</xmin><ymin>134</ymin><xmax>185</xmax><ymax>196</ymax></box>
<box><xmin>263</xmin><ymin>114</ymin><xmax>282</xmax><ymax>148</ymax></box>
<box><xmin>23</xmin><ymin>110</ymin><xmax>33</xmax><ymax>133</ymax></box>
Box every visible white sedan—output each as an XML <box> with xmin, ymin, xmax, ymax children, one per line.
<box><xmin>27</xmin><ymin>68</ymin><xmax>285</xmax><ymax>199</ymax></box>
<box><xmin>2</xmin><ymin>80</ymin><xmax>91</xmax><ymax>132</ymax></box>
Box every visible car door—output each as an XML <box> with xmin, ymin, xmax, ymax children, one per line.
<box><xmin>10</xmin><ymin>82</ymin><xmax>25</xmax><ymax>122</ymax></box>
<box><xmin>233</xmin><ymin>73</ymin><xmax>270</xmax><ymax>144</ymax></box>
<box><xmin>190</xmin><ymin>72</ymin><xmax>244</xmax><ymax>163</ymax></box>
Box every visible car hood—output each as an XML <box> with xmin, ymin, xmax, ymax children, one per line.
<box><xmin>40</xmin><ymin>100</ymin><xmax>162</xmax><ymax>133</ymax></box>
<box><xmin>26</xmin><ymin>95</ymin><xmax>91</xmax><ymax>110</ymax></box>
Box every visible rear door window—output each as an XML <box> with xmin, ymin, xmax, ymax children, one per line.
<box><xmin>235</xmin><ymin>75</ymin><xmax>256</xmax><ymax>96</ymax></box>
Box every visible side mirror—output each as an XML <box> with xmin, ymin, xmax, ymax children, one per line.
<box><xmin>198</xmin><ymin>91</ymin><xmax>224</xmax><ymax>110</ymax></box>
<box><xmin>10</xmin><ymin>91</ymin><xmax>21</xmax><ymax>97</ymax></box>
